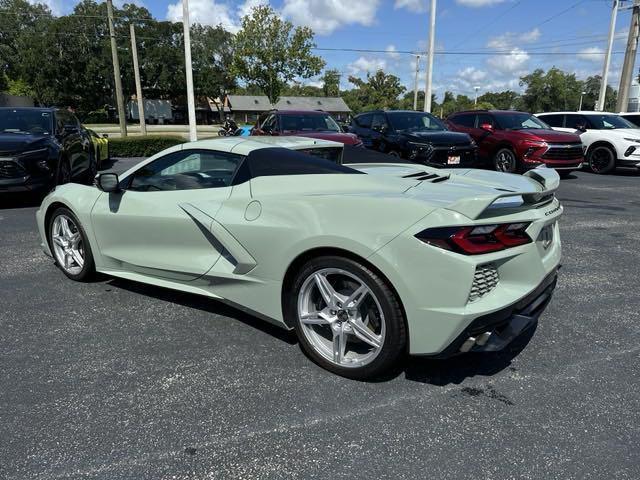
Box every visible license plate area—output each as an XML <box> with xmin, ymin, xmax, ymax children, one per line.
<box><xmin>447</xmin><ymin>155</ymin><xmax>461</xmax><ymax>165</ymax></box>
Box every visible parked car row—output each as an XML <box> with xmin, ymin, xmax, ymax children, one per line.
<box><xmin>249</xmin><ymin>107</ymin><xmax>640</xmax><ymax>179</ymax></box>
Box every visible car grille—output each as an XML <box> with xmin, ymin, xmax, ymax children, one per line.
<box><xmin>468</xmin><ymin>264</ymin><xmax>499</xmax><ymax>303</ymax></box>
<box><xmin>542</xmin><ymin>144</ymin><xmax>584</xmax><ymax>161</ymax></box>
<box><xmin>0</xmin><ymin>159</ymin><xmax>27</xmax><ymax>179</ymax></box>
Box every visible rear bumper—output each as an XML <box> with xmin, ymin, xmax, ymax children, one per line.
<box><xmin>426</xmin><ymin>269</ymin><xmax>557</xmax><ymax>358</ymax></box>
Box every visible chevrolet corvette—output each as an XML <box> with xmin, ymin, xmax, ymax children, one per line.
<box><xmin>36</xmin><ymin>137</ymin><xmax>562</xmax><ymax>379</ymax></box>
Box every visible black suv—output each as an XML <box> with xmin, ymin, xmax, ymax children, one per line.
<box><xmin>0</xmin><ymin>107</ymin><xmax>93</xmax><ymax>194</ymax></box>
<box><xmin>350</xmin><ymin>110</ymin><xmax>477</xmax><ymax>167</ymax></box>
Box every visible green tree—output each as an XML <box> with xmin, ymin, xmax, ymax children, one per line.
<box><xmin>520</xmin><ymin>67</ymin><xmax>583</xmax><ymax>112</ymax></box>
<box><xmin>232</xmin><ymin>5</ymin><xmax>325</xmax><ymax>104</ymax></box>
<box><xmin>321</xmin><ymin>69</ymin><xmax>340</xmax><ymax>97</ymax></box>
<box><xmin>343</xmin><ymin>70</ymin><xmax>406</xmax><ymax>113</ymax></box>
<box><xmin>477</xmin><ymin>91</ymin><xmax>520</xmax><ymax>110</ymax></box>
<box><xmin>580</xmin><ymin>75</ymin><xmax>617</xmax><ymax>112</ymax></box>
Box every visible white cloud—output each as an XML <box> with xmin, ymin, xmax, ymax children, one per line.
<box><xmin>578</xmin><ymin>47</ymin><xmax>604</xmax><ymax>62</ymax></box>
<box><xmin>487</xmin><ymin>48</ymin><xmax>530</xmax><ymax>74</ymax></box>
<box><xmin>456</xmin><ymin>0</ymin><xmax>505</xmax><ymax>7</ymax></box>
<box><xmin>27</xmin><ymin>0</ymin><xmax>67</xmax><ymax>16</ymax></box>
<box><xmin>487</xmin><ymin>28</ymin><xmax>540</xmax><ymax>49</ymax></box>
<box><xmin>281</xmin><ymin>0</ymin><xmax>380</xmax><ymax>35</ymax></box>
<box><xmin>386</xmin><ymin>45</ymin><xmax>401</xmax><ymax>60</ymax></box>
<box><xmin>348</xmin><ymin>56</ymin><xmax>387</xmax><ymax>75</ymax></box>
<box><xmin>458</xmin><ymin>66</ymin><xmax>488</xmax><ymax>83</ymax></box>
<box><xmin>394</xmin><ymin>0</ymin><xmax>426</xmax><ymax>13</ymax></box>
<box><xmin>167</xmin><ymin>0</ymin><xmax>236</xmax><ymax>30</ymax></box>
<box><xmin>238</xmin><ymin>0</ymin><xmax>268</xmax><ymax>19</ymax></box>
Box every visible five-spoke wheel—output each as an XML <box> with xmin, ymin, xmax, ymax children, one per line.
<box><xmin>289</xmin><ymin>256</ymin><xmax>406</xmax><ymax>380</ymax></box>
<box><xmin>48</xmin><ymin>207</ymin><xmax>95</xmax><ymax>281</ymax></box>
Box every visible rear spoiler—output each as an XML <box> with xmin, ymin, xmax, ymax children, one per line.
<box><xmin>446</xmin><ymin>168</ymin><xmax>560</xmax><ymax>220</ymax></box>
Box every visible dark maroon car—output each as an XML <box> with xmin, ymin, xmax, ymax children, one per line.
<box><xmin>446</xmin><ymin>110</ymin><xmax>584</xmax><ymax>177</ymax></box>
<box><xmin>252</xmin><ymin>110</ymin><xmax>363</xmax><ymax>146</ymax></box>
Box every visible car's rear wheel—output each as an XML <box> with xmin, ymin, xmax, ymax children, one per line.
<box><xmin>288</xmin><ymin>256</ymin><xmax>406</xmax><ymax>380</ymax></box>
<box><xmin>494</xmin><ymin>148</ymin><xmax>518</xmax><ymax>173</ymax></box>
<box><xmin>48</xmin><ymin>207</ymin><xmax>95</xmax><ymax>281</ymax></box>
<box><xmin>587</xmin><ymin>145</ymin><xmax>616</xmax><ymax>174</ymax></box>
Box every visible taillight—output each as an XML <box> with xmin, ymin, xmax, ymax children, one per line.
<box><xmin>416</xmin><ymin>223</ymin><xmax>532</xmax><ymax>255</ymax></box>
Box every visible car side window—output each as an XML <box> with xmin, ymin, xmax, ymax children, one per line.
<box><xmin>371</xmin><ymin>114</ymin><xmax>388</xmax><ymax>131</ymax></box>
<box><xmin>355</xmin><ymin>113</ymin><xmax>372</xmax><ymax>128</ymax></box>
<box><xmin>476</xmin><ymin>113</ymin><xmax>495</xmax><ymax>128</ymax></box>
<box><xmin>541</xmin><ymin>114</ymin><xmax>564</xmax><ymax>128</ymax></box>
<box><xmin>451</xmin><ymin>114</ymin><xmax>475</xmax><ymax>128</ymax></box>
<box><xmin>565</xmin><ymin>115</ymin><xmax>588</xmax><ymax>130</ymax></box>
<box><xmin>262</xmin><ymin>114</ymin><xmax>278</xmax><ymax>132</ymax></box>
<box><xmin>128</xmin><ymin>149</ymin><xmax>244</xmax><ymax>192</ymax></box>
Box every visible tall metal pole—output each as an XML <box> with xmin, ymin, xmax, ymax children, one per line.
<box><xmin>597</xmin><ymin>0</ymin><xmax>619</xmax><ymax>111</ymax></box>
<box><xmin>182</xmin><ymin>0</ymin><xmax>197</xmax><ymax>141</ymax></box>
<box><xmin>423</xmin><ymin>0</ymin><xmax>436</xmax><ymax>113</ymax></box>
<box><xmin>107</xmin><ymin>0</ymin><xmax>127</xmax><ymax>137</ymax></box>
<box><xmin>474</xmin><ymin>86</ymin><xmax>480</xmax><ymax>106</ymax></box>
<box><xmin>617</xmin><ymin>1</ymin><xmax>640</xmax><ymax>113</ymax></box>
<box><xmin>130</xmin><ymin>24</ymin><xmax>146</xmax><ymax>136</ymax></box>
<box><xmin>413</xmin><ymin>55</ymin><xmax>421</xmax><ymax>111</ymax></box>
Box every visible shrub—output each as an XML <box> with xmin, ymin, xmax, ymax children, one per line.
<box><xmin>109</xmin><ymin>135</ymin><xmax>185</xmax><ymax>158</ymax></box>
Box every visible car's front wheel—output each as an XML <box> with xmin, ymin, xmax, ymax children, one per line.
<box><xmin>494</xmin><ymin>148</ymin><xmax>518</xmax><ymax>173</ymax></box>
<box><xmin>587</xmin><ymin>145</ymin><xmax>616</xmax><ymax>174</ymax></box>
<box><xmin>288</xmin><ymin>256</ymin><xmax>406</xmax><ymax>380</ymax></box>
<box><xmin>48</xmin><ymin>207</ymin><xmax>95</xmax><ymax>281</ymax></box>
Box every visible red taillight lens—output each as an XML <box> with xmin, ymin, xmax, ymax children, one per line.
<box><xmin>416</xmin><ymin>223</ymin><xmax>532</xmax><ymax>255</ymax></box>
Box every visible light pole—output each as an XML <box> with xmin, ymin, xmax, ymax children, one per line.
<box><xmin>597</xmin><ymin>0</ymin><xmax>619</xmax><ymax>111</ymax></box>
<box><xmin>579</xmin><ymin>91</ymin><xmax>587</xmax><ymax>111</ymax></box>
<box><xmin>474</xmin><ymin>86</ymin><xmax>480</xmax><ymax>106</ymax></box>
<box><xmin>423</xmin><ymin>0</ymin><xmax>436</xmax><ymax>113</ymax></box>
<box><xmin>413</xmin><ymin>54</ymin><xmax>421</xmax><ymax>111</ymax></box>
<box><xmin>182</xmin><ymin>0</ymin><xmax>197</xmax><ymax>141</ymax></box>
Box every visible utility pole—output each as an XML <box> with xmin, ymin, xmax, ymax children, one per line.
<box><xmin>423</xmin><ymin>0</ymin><xmax>436</xmax><ymax>113</ymax></box>
<box><xmin>182</xmin><ymin>0</ymin><xmax>197</xmax><ymax>142</ymax></box>
<box><xmin>130</xmin><ymin>24</ymin><xmax>146</xmax><ymax>136</ymax></box>
<box><xmin>597</xmin><ymin>0</ymin><xmax>619</xmax><ymax>111</ymax></box>
<box><xmin>413</xmin><ymin>55</ymin><xmax>421</xmax><ymax>111</ymax></box>
<box><xmin>106</xmin><ymin>0</ymin><xmax>127</xmax><ymax>137</ymax></box>
<box><xmin>474</xmin><ymin>86</ymin><xmax>480</xmax><ymax>106</ymax></box>
<box><xmin>617</xmin><ymin>0</ymin><xmax>640</xmax><ymax>113</ymax></box>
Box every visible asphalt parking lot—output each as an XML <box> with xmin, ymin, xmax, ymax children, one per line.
<box><xmin>1</xmin><ymin>160</ymin><xmax>639</xmax><ymax>480</ymax></box>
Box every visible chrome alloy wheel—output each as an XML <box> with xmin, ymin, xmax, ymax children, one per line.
<box><xmin>297</xmin><ymin>268</ymin><xmax>386</xmax><ymax>368</ymax></box>
<box><xmin>496</xmin><ymin>150</ymin><xmax>516</xmax><ymax>172</ymax></box>
<box><xmin>51</xmin><ymin>214</ymin><xmax>84</xmax><ymax>275</ymax></box>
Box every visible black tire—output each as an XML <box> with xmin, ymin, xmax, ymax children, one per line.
<box><xmin>387</xmin><ymin>150</ymin><xmax>401</xmax><ymax>158</ymax></box>
<box><xmin>87</xmin><ymin>148</ymin><xmax>98</xmax><ymax>184</ymax></box>
<box><xmin>587</xmin><ymin>145</ymin><xmax>616</xmax><ymax>174</ymax></box>
<box><xmin>56</xmin><ymin>158</ymin><xmax>71</xmax><ymax>185</ymax></box>
<box><xmin>494</xmin><ymin>147</ymin><xmax>518</xmax><ymax>173</ymax></box>
<box><xmin>287</xmin><ymin>255</ymin><xmax>407</xmax><ymax>380</ymax></box>
<box><xmin>48</xmin><ymin>207</ymin><xmax>96</xmax><ymax>281</ymax></box>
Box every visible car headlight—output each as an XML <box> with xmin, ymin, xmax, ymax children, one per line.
<box><xmin>623</xmin><ymin>137</ymin><xmax>640</xmax><ymax>143</ymax></box>
<box><xmin>19</xmin><ymin>148</ymin><xmax>51</xmax><ymax>171</ymax></box>
<box><xmin>407</xmin><ymin>142</ymin><xmax>433</xmax><ymax>159</ymax></box>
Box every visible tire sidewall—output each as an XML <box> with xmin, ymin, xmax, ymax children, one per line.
<box><xmin>48</xmin><ymin>207</ymin><xmax>95</xmax><ymax>281</ymax></box>
<box><xmin>588</xmin><ymin>145</ymin><xmax>615</xmax><ymax>174</ymax></box>
<box><xmin>287</xmin><ymin>255</ymin><xmax>406</xmax><ymax>380</ymax></box>
<box><xmin>57</xmin><ymin>157</ymin><xmax>71</xmax><ymax>185</ymax></box>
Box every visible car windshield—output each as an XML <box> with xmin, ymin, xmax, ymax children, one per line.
<box><xmin>386</xmin><ymin>112</ymin><xmax>446</xmax><ymax>132</ymax></box>
<box><xmin>497</xmin><ymin>113</ymin><xmax>549</xmax><ymax>130</ymax></box>
<box><xmin>0</xmin><ymin>109</ymin><xmax>53</xmax><ymax>135</ymax></box>
<box><xmin>280</xmin><ymin>114</ymin><xmax>341</xmax><ymax>132</ymax></box>
<box><xmin>587</xmin><ymin>114</ymin><xmax>635</xmax><ymax>129</ymax></box>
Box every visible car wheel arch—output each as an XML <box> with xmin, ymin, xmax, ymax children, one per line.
<box><xmin>280</xmin><ymin>246</ymin><xmax>408</xmax><ymax>336</ymax></box>
<box><xmin>586</xmin><ymin>140</ymin><xmax>617</xmax><ymax>158</ymax></box>
<box><xmin>44</xmin><ymin>201</ymin><xmax>73</xmax><ymax>252</ymax></box>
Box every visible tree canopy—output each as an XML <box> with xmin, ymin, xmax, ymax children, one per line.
<box><xmin>231</xmin><ymin>5</ymin><xmax>325</xmax><ymax>105</ymax></box>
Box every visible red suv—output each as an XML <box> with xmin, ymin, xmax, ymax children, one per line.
<box><xmin>252</xmin><ymin>110</ymin><xmax>362</xmax><ymax>146</ymax></box>
<box><xmin>446</xmin><ymin>110</ymin><xmax>583</xmax><ymax>176</ymax></box>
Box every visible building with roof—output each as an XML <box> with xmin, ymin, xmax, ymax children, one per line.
<box><xmin>224</xmin><ymin>95</ymin><xmax>352</xmax><ymax>123</ymax></box>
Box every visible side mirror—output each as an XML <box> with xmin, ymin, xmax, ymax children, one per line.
<box><xmin>480</xmin><ymin>123</ymin><xmax>494</xmax><ymax>132</ymax></box>
<box><xmin>576</xmin><ymin>124</ymin><xmax>587</xmax><ymax>133</ymax></box>
<box><xmin>96</xmin><ymin>172</ymin><xmax>120</xmax><ymax>192</ymax></box>
<box><xmin>102</xmin><ymin>133</ymin><xmax>109</xmax><ymax>138</ymax></box>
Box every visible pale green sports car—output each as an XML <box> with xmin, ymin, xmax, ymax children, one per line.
<box><xmin>36</xmin><ymin>136</ymin><xmax>562</xmax><ymax>379</ymax></box>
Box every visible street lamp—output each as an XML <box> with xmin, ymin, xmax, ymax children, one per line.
<box><xmin>579</xmin><ymin>91</ymin><xmax>587</xmax><ymax>111</ymax></box>
<box><xmin>474</xmin><ymin>86</ymin><xmax>481</xmax><ymax>106</ymax></box>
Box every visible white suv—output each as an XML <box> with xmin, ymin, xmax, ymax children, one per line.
<box><xmin>536</xmin><ymin>111</ymin><xmax>640</xmax><ymax>174</ymax></box>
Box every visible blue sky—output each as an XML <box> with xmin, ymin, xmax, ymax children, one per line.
<box><xmin>33</xmin><ymin>0</ymin><xmax>631</xmax><ymax>101</ymax></box>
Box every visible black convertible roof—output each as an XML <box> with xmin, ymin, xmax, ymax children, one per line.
<box><xmin>231</xmin><ymin>147</ymin><xmax>363</xmax><ymax>185</ymax></box>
